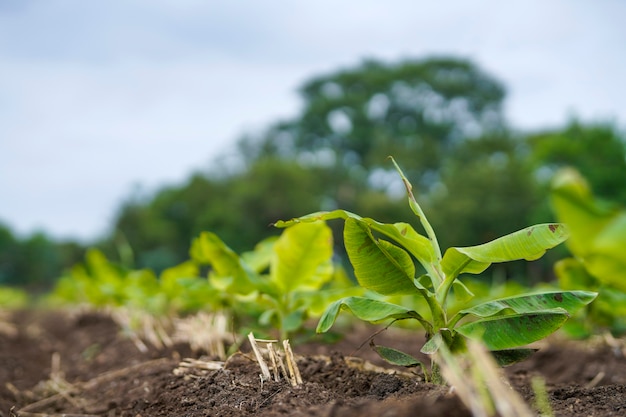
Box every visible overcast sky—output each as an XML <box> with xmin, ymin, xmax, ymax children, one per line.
<box><xmin>1</xmin><ymin>0</ymin><xmax>625</xmax><ymax>242</ymax></box>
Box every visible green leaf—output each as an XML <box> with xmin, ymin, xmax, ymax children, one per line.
<box><xmin>456</xmin><ymin>311</ymin><xmax>569</xmax><ymax>350</ymax></box>
<box><xmin>460</xmin><ymin>291</ymin><xmax>597</xmax><ymax>318</ymax></box>
<box><xmin>274</xmin><ymin>210</ymin><xmax>439</xmax><ymax>279</ymax></box>
<box><xmin>551</xmin><ymin>168</ymin><xmax>616</xmax><ymax>256</ymax></box>
<box><xmin>491</xmin><ymin>349</ymin><xmax>538</xmax><ymax>367</ymax></box>
<box><xmin>161</xmin><ymin>260</ymin><xmax>198</xmax><ymax>278</ymax></box>
<box><xmin>452</xmin><ymin>280</ymin><xmax>475</xmax><ymax>303</ymax></box>
<box><xmin>420</xmin><ymin>329</ymin><xmax>465</xmax><ymax>355</ymax></box>
<box><xmin>389</xmin><ymin>156</ymin><xmax>442</xmax><ymax>260</ymax></box>
<box><xmin>241</xmin><ymin>236</ymin><xmax>277</xmax><ymax>274</ymax></box>
<box><xmin>189</xmin><ymin>232</ymin><xmax>255</xmax><ymax>293</ymax></box>
<box><xmin>371</xmin><ymin>343</ymin><xmax>424</xmax><ymax>367</ymax></box>
<box><xmin>555</xmin><ymin>258</ymin><xmax>597</xmax><ymax>290</ymax></box>
<box><xmin>586</xmin><ymin>254</ymin><xmax>626</xmax><ymax>292</ymax></box>
<box><xmin>344</xmin><ymin>218</ymin><xmax>416</xmax><ymax>295</ymax></box>
<box><xmin>414</xmin><ymin>274</ymin><xmax>434</xmax><ymax>290</ymax></box>
<box><xmin>273</xmin><ymin>209</ymin><xmax>361</xmax><ymax>228</ymax></box>
<box><xmin>316</xmin><ymin>296</ymin><xmax>423</xmax><ymax>333</ymax></box>
<box><xmin>297</xmin><ymin>267</ymin><xmax>366</xmax><ymax>316</ymax></box>
<box><xmin>421</xmin><ymin>331</ymin><xmax>445</xmax><ymax>354</ymax></box>
<box><xmin>441</xmin><ymin>223</ymin><xmax>569</xmax><ymax>278</ymax></box>
<box><xmin>551</xmin><ymin>168</ymin><xmax>626</xmax><ymax>290</ymax></box>
<box><xmin>283</xmin><ymin>309</ymin><xmax>307</xmax><ymax>333</ymax></box>
<box><xmin>270</xmin><ymin>222</ymin><xmax>333</xmax><ymax>293</ymax></box>
<box><xmin>387</xmin><ymin>222</ymin><xmax>440</xmax><ymax>279</ymax></box>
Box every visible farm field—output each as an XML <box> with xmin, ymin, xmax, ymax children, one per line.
<box><xmin>3</xmin><ymin>9</ymin><xmax>626</xmax><ymax>417</ymax></box>
<box><xmin>2</xmin><ymin>309</ymin><xmax>625</xmax><ymax>417</ymax></box>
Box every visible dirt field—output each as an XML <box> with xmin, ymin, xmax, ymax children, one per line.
<box><xmin>1</xmin><ymin>309</ymin><xmax>625</xmax><ymax>416</ymax></box>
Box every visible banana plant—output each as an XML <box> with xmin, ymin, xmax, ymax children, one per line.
<box><xmin>551</xmin><ymin>168</ymin><xmax>626</xmax><ymax>335</ymax></box>
<box><xmin>275</xmin><ymin>157</ymin><xmax>596</xmax><ymax>379</ymax></box>
<box><xmin>191</xmin><ymin>221</ymin><xmax>357</xmax><ymax>340</ymax></box>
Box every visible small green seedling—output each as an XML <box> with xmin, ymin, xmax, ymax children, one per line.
<box><xmin>49</xmin><ymin>249</ymin><xmax>164</xmax><ymax>313</ymax></box>
<box><xmin>0</xmin><ymin>286</ymin><xmax>29</xmax><ymax>309</ymax></box>
<box><xmin>191</xmin><ymin>221</ymin><xmax>356</xmax><ymax>340</ymax></box>
<box><xmin>275</xmin><ymin>157</ymin><xmax>596</xmax><ymax>379</ymax></box>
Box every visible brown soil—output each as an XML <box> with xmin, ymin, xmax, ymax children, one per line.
<box><xmin>1</xmin><ymin>309</ymin><xmax>626</xmax><ymax>417</ymax></box>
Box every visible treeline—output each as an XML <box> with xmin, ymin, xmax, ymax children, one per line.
<box><xmin>0</xmin><ymin>225</ymin><xmax>84</xmax><ymax>292</ymax></box>
<box><xmin>3</xmin><ymin>56</ymin><xmax>626</xmax><ymax>290</ymax></box>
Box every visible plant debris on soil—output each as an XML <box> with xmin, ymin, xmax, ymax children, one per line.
<box><xmin>1</xmin><ymin>309</ymin><xmax>626</xmax><ymax>416</ymax></box>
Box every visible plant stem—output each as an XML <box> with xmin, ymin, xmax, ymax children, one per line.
<box><xmin>389</xmin><ymin>156</ymin><xmax>442</xmax><ymax>261</ymax></box>
<box><xmin>430</xmin><ymin>360</ymin><xmax>444</xmax><ymax>384</ymax></box>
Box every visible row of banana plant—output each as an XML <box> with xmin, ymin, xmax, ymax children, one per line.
<box><xmin>3</xmin><ymin>159</ymin><xmax>621</xmax><ymax>377</ymax></box>
<box><xmin>45</xmin><ymin>220</ymin><xmax>362</xmax><ymax>342</ymax></box>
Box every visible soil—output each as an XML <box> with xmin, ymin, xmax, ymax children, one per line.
<box><xmin>1</xmin><ymin>309</ymin><xmax>626</xmax><ymax>417</ymax></box>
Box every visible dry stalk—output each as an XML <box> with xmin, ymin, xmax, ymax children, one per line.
<box><xmin>274</xmin><ymin>345</ymin><xmax>290</xmax><ymax>382</ymax></box>
<box><xmin>17</xmin><ymin>358</ymin><xmax>171</xmax><ymax>415</ymax></box>
<box><xmin>436</xmin><ymin>341</ymin><xmax>534</xmax><ymax>417</ymax></box>
<box><xmin>248</xmin><ymin>333</ymin><xmax>272</xmax><ymax>381</ymax></box>
<box><xmin>105</xmin><ymin>308</ymin><xmax>150</xmax><ymax>353</ymax></box>
<box><xmin>18</xmin><ymin>352</ymin><xmax>89</xmax><ymax>414</ymax></box>
<box><xmin>0</xmin><ymin>311</ymin><xmax>18</xmax><ymax>338</ymax></box>
<box><xmin>98</xmin><ymin>307</ymin><xmax>235</xmax><ymax>358</ymax></box>
<box><xmin>11</xmin><ymin>410</ymin><xmax>100</xmax><ymax>417</ymax></box>
<box><xmin>585</xmin><ymin>371</ymin><xmax>605</xmax><ymax>389</ymax></box>
<box><xmin>266</xmin><ymin>343</ymin><xmax>281</xmax><ymax>382</ymax></box>
<box><xmin>176</xmin><ymin>358</ymin><xmax>225</xmax><ymax>371</ymax></box>
<box><xmin>603</xmin><ymin>331</ymin><xmax>626</xmax><ymax>357</ymax></box>
<box><xmin>108</xmin><ymin>307</ymin><xmax>170</xmax><ymax>352</ymax></box>
<box><xmin>141</xmin><ymin>313</ymin><xmax>173</xmax><ymax>349</ymax></box>
<box><xmin>283</xmin><ymin>339</ymin><xmax>303</xmax><ymax>385</ymax></box>
<box><xmin>174</xmin><ymin>358</ymin><xmax>225</xmax><ymax>377</ymax></box>
<box><xmin>45</xmin><ymin>352</ymin><xmax>87</xmax><ymax>409</ymax></box>
<box><xmin>173</xmin><ymin>311</ymin><xmax>234</xmax><ymax>359</ymax></box>
<box><xmin>247</xmin><ymin>332</ymin><xmax>303</xmax><ymax>386</ymax></box>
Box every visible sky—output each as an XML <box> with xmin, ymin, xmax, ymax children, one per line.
<box><xmin>1</xmin><ymin>0</ymin><xmax>625</xmax><ymax>242</ymax></box>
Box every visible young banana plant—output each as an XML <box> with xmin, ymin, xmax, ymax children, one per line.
<box><xmin>274</xmin><ymin>157</ymin><xmax>596</xmax><ymax>379</ymax></box>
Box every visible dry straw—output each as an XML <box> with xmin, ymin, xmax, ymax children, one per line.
<box><xmin>436</xmin><ymin>340</ymin><xmax>534</xmax><ymax>417</ymax></box>
<box><xmin>248</xmin><ymin>332</ymin><xmax>303</xmax><ymax>386</ymax></box>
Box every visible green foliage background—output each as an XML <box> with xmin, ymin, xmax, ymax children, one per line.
<box><xmin>1</xmin><ymin>55</ymin><xmax>624</xmax><ymax>292</ymax></box>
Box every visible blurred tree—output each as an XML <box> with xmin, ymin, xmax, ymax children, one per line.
<box><xmin>238</xmin><ymin>57</ymin><xmax>539</xmax><ymax>268</ymax></box>
<box><xmin>6</xmin><ymin>57</ymin><xmax>625</xmax><ymax>290</ymax></box>
<box><xmin>428</xmin><ymin>134</ymin><xmax>539</xmax><ymax>247</ymax></box>
<box><xmin>0</xmin><ymin>223</ymin><xmax>18</xmax><ymax>285</ymax></box>
<box><xmin>17</xmin><ymin>232</ymin><xmax>61</xmax><ymax>289</ymax></box>
<box><xmin>108</xmin><ymin>174</ymin><xmax>221</xmax><ymax>271</ymax></box>
<box><xmin>108</xmin><ymin>57</ymin><xmax>539</xmax><ymax>276</ymax></box>
<box><xmin>424</xmin><ymin>134</ymin><xmax>554</xmax><ymax>284</ymax></box>
<box><xmin>0</xmin><ymin>222</ymin><xmax>84</xmax><ymax>291</ymax></box>
<box><xmin>528</xmin><ymin>120</ymin><xmax>626</xmax><ymax>204</ymax></box>
<box><xmin>107</xmin><ymin>159</ymin><xmax>330</xmax><ymax>271</ymax></box>
<box><xmin>241</xmin><ymin>56</ymin><xmax>507</xmax><ymax>208</ymax></box>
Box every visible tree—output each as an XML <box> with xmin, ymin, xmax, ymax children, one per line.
<box><xmin>528</xmin><ymin>120</ymin><xmax>626</xmax><ymax>204</ymax></box>
<box><xmin>423</xmin><ymin>134</ymin><xmax>552</xmax><ymax>284</ymax></box>
<box><xmin>238</xmin><ymin>57</ymin><xmax>533</xmax><ymax>262</ymax></box>
<box><xmin>0</xmin><ymin>223</ymin><xmax>18</xmax><ymax>286</ymax></box>
<box><xmin>0</xmin><ymin>223</ymin><xmax>83</xmax><ymax>291</ymax></box>
<box><xmin>107</xmin><ymin>159</ymin><xmax>330</xmax><ymax>271</ymax></box>
<box><xmin>109</xmin><ymin>174</ymin><xmax>224</xmax><ymax>271</ymax></box>
<box><xmin>428</xmin><ymin>134</ymin><xmax>540</xmax><ymax>247</ymax></box>
<box><xmin>107</xmin><ymin>57</ymin><xmax>626</xmax><ymax>286</ymax></box>
<box><xmin>110</xmin><ymin>57</ymin><xmax>521</xmax><ymax>274</ymax></box>
<box><xmin>243</xmin><ymin>57</ymin><xmax>507</xmax><ymax>201</ymax></box>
